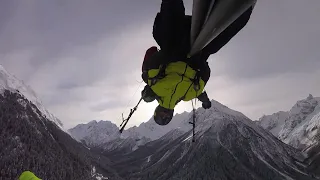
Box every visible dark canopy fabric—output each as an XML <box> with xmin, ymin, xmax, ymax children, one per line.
<box><xmin>190</xmin><ymin>0</ymin><xmax>216</xmax><ymax>48</ymax></box>
<box><xmin>189</xmin><ymin>0</ymin><xmax>256</xmax><ymax>56</ymax></box>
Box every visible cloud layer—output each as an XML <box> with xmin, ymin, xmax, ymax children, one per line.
<box><xmin>1</xmin><ymin>0</ymin><xmax>319</xmax><ymax>129</ymax></box>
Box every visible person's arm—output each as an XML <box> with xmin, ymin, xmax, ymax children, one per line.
<box><xmin>199</xmin><ymin>61</ymin><xmax>210</xmax><ymax>85</ymax></box>
<box><xmin>197</xmin><ymin>91</ymin><xmax>211</xmax><ymax>109</ymax></box>
<box><xmin>141</xmin><ymin>85</ymin><xmax>157</xmax><ymax>103</ymax></box>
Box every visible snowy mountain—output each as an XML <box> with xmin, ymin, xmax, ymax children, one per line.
<box><xmin>0</xmin><ymin>65</ymin><xmax>122</xmax><ymax>180</ymax></box>
<box><xmin>71</xmin><ymin>94</ymin><xmax>320</xmax><ymax>154</ymax></box>
<box><xmin>0</xmin><ymin>89</ymin><xmax>94</xmax><ymax>179</ymax></box>
<box><xmin>121</xmin><ymin>111</ymin><xmax>190</xmax><ymax>141</ymax></box>
<box><xmin>67</xmin><ymin>89</ymin><xmax>320</xmax><ymax>179</ymax></box>
<box><xmin>68</xmin><ymin>111</ymin><xmax>192</xmax><ymax>150</ymax></box>
<box><xmin>257</xmin><ymin>111</ymin><xmax>289</xmax><ymax>136</ymax></box>
<box><xmin>0</xmin><ymin>65</ymin><xmax>63</xmax><ymax>128</ymax></box>
<box><xmin>279</xmin><ymin>94</ymin><xmax>320</xmax><ymax>148</ymax></box>
<box><xmin>258</xmin><ymin>94</ymin><xmax>320</xmax><ymax>150</ymax></box>
<box><xmin>106</xmin><ymin>100</ymin><xmax>317</xmax><ymax>180</ymax></box>
<box><xmin>68</xmin><ymin>120</ymin><xmax>120</xmax><ymax>146</ymax></box>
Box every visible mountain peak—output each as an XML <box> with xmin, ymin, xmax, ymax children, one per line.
<box><xmin>0</xmin><ymin>65</ymin><xmax>63</xmax><ymax>127</ymax></box>
<box><xmin>257</xmin><ymin>111</ymin><xmax>289</xmax><ymax>136</ymax></box>
<box><xmin>0</xmin><ymin>64</ymin><xmax>8</xmax><ymax>74</ymax></box>
<box><xmin>307</xmin><ymin>94</ymin><xmax>314</xmax><ymax>100</ymax></box>
<box><xmin>110</xmin><ymin>100</ymin><xmax>315</xmax><ymax>180</ymax></box>
<box><xmin>258</xmin><ymin>94</ymin><xmax>320</xmax><ymax>150</ymax></box>
<box><xmin>1</xmin><ymin>88</ymin><xmax>97</xmax><ymax>179</ymax></box>
<box><xmin>68</xmin><ymin>120</ymin><xmax>120</xmax><ymax>145</ymax></box>
<box><xmin>88</xmin><ymin>120</ymin><xmax>98</xmax><ymax>124</ymax></box>
<box><xmin>69</xmin><ymin>98</ymin><xmax>250</xmax><ymax>150</ymax></box>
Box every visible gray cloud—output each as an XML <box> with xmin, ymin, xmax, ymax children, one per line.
<box><xmin>1</xmin><ymin>0</ymin><xmax>319</xmax><ymax>129</ymax></box>
<box><xmin>90</xmin><ymin>100</ymin><xmax>128</xmax><ymax>112</ymax></box>
<box><xmin>209</xmin><ymin>0</ymin><xmax>320</xmax><ymax>80</ymax></box>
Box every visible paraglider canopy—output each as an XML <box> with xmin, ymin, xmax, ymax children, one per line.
<box><xmin>189</xmin><ymin>0</ymin><xmax>257</xmax><ymax>56</ymax></box>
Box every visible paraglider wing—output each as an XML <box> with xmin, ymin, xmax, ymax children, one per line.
<box><xmin>190</xmin><ymin>0</ymin><xmax>215</xmax><ymax>47</ymax></box>
<box><xmin>203</xmin><ymin>0</ymin><xmax>216</xmax><ymax>27</ymax></box>
<box><xmin>189</xmin><ymin>0</ymin><xmax>256</xmax><ymax>56</ymax></box>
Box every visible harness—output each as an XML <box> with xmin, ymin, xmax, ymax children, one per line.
<box><xmin>148</xmin><ymin>62</ymin><xmax>201</xmax><ymax>89</ymax></box>
<box><xmin>149</xmin><ymin>64</ymin><xmax>168</xmax><ymax>86</ymax></box>
<box><xmin>147</xmin><ymin>61</ymin><xmax>202</xmax><ymax>108</ymax></box>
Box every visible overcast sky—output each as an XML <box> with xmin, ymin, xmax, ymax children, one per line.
<box><xmin>1</xmin><ymin>0</ymin><xmax>319</xmax><ymax>129</ymax></box>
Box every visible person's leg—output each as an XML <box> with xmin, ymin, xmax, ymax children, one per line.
<box><xmin>153</xmin><ymin>0</ymin><xmax>186</xmax><ymax>57</ymax></box>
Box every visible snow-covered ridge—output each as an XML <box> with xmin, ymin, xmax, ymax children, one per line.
<box><xmin>121</xmin><ymin>111</ymin><xmax>191</xmax><ymax>141</ymax></box>
<box><xmin>68</xmin><ymin>111</ymin><xmax>191</xmax><ymax>148</ymax></box>
<box><xmin>106</xmin><ymin>98</ymin><xmax>315</xmax><ymax>180</ymax></box>
<box><xmin>257</xmin><ymin>111</ymin><xmax>289</xmax><ymax>136</ymax></box>
<box><xmin>279</xmin><ymin>94</ymin><xmax>319</xmax><ymax>139</ymax></box>
<box><xmin>0</xmin><ymin>65</ymin><xmax>63</xmax><ymax>128</ymax></box>
<box><xmin>68</xmin><ymin>120</ymin><xmax>120</xmax><ymax>146</ymax></box>
<box><xmin>69</xmin><ymin>99</ymin><xmax>250</xmax><ymax>151</ymax></box>
<box><xmin>258</xmin><ymin>94</ymin><xmax>320</xmax><ymax>149</ymax></box>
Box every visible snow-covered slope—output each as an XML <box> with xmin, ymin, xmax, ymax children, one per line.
<box><xmin>68</xmin><ymin>120</ymin><xmax>120</xmax><ymax>146</ymax></box>
<box><xmin>121</xmin><ymin>111</ymin><xmax>190</xmax><ymax>141</ymax></box>
<box><xmin>257</xmin><ymin>111</ymin><xmax>289</xmax><ymax>136</ymax></box>
<box><xmin>0</xmin><ymin>65</ymin><xmax>121</xmax><ymax>179</ymax></box>
<box><xmin>0</xmin><ymin>65</ymin><xmax>63</xmax><ymax>127</ymax></box>
<box><xmin>0</xmin><ymin>89</ymin><xmax>100</xmax><ymax>180</ymax></box>
<box><xmin>71</xmin><ymin>99</ymin><xmax>255</xmax><ymax>154</ymax></box>
<box><xmin>67</xmin><ymin>94</ymin><xmax>319</xmax><ymax>179</ymax></box>
<box><xmin>280</xmin><ymin>95</ymin><xmax>320</xmax><ymax>149</ymax></box>
<box><xmin>258</xmin><ymin>94</ymin><xmax>320</xmax><ymax>150</ymax></box>
<box><xmin>69</xmin><ymin>111</ymin><xmax>193</xmax><ymax>149</ymax></box>
<box><xmin>70</xmin><ymin>93</ymin><xmax>320</xmax><ymax>152</ymax></box>
<box><xmin>109</xmin><ymin>99</ymin><xmax>316</xmax><ymax>180</ymax></box>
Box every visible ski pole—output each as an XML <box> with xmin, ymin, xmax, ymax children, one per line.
<box><xmin>119</xmin><ymin>97</ymin><xmax>143</xmax><ymax>133</ymax></box>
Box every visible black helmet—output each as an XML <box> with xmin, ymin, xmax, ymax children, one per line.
<box><xmin>154</xmin><ymin>105</ymin><xmax>174</xmax><ymax>125</ymax></box>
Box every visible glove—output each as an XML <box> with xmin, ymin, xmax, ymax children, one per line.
<box><xmin>202</xmin><ymin>101</ymin><xmax>211</xmax><ymax>109</ymax></box>
<box><xmin>141</xmin><ymin>85</ymin><xmax>156</xmax><ymax>103</ymax></box>
<box><xmin>197</xmin><ymin>91</ymin><xmax>210</xmax><ymax>102</ymax></box>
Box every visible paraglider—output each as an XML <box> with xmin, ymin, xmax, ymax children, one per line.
<box><xmin>120</xmin><ymin>0</ymin><xmax>256</xmax><ymax>132</ymax></box>
<box><xmin>142</xmin><ymin>0</ymin><xmax>256</xmax><ymax>125</ymax></box>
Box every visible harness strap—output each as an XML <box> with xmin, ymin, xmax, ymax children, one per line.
<box><xmin>149</xmin><ymin>62</ymin><xmax>201</xmax><ymax>89</ymax></box>
<box><xmin>168</xmin><ymin>63</ymin><xmax>188</xmax><ymax>108</ymax></box>
<box><xmin>175</xmin><ymin>80</ymin><xmax>194</xmax><ymax>105</ymax></box>
<box><xmin>193</xmin><ymin>71</ymin><xmax>201</xmax><ymax>91</ymax></box>
<box><xmin>149</xmin><ymin>64</ymin><xmax>167</xmax><ymax>86</ymax></box>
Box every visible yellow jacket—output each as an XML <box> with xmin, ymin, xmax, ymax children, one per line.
<box><xmin>19</xmin><ymin>171</ymin><xmax>41</xmax><ymax>180</ymax></box>
<box><xmin>147</xmin><ymin>61</ymin><xmax>205</xmax><ymax>109</ymax></box>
